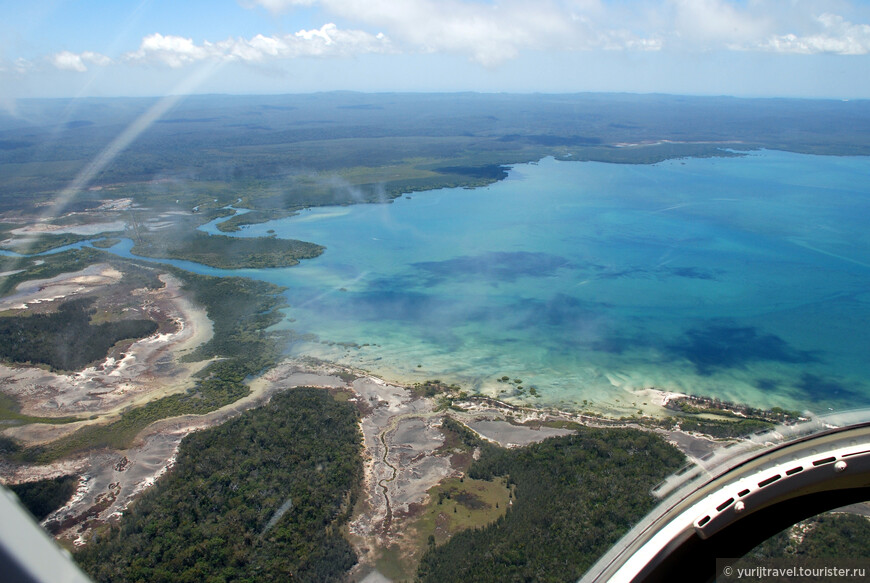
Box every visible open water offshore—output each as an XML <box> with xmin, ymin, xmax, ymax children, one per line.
<box><xmin>186</xmin><ymin>150</ymin><xmax>870</xmax><ymax>415</ymax></box>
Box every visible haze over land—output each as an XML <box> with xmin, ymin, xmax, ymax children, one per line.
<box><xmin>3</xmin><ymin>0</ymin><xmax>870</xmax><ymax>99</ymax></box>
<box><xmin>2</xmin><ymin>92</ymin><xmax>870</xmax><ymax>414</ymax></box>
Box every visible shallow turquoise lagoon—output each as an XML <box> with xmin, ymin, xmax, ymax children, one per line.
<box><xmin>200</xmin><ymin>151</ymin><xmax>870</xmax><ymax>413</ymax></box>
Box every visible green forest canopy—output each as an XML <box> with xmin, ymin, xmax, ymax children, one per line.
<box><xmin>75</xmin><ymin>388</ymin><xmax>363</xmax><ymax>583</ymax></box>
<box><xmin>0</xmin><ymin>297</ymin><xmax>157</xmax><ymax>371</ymax></box>
<box><xmin>417</xmin><ymin>426</ymin><xmax>684</xmax><ymax>583</ymax></box>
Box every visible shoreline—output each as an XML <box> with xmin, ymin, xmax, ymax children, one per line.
<box><xmin>0</xmin><ymin>265</ymin><xmax>813</xmax><ymax>562</ymax></box>
<box><xmin>1</xmin><ymin>353</ymin><xmax>819</xmax><ymax>583</ymax></box>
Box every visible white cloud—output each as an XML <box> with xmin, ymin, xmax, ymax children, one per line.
<box><xmin>124</xmin><ymin>24</ymin><xmax>392</xmax><ymax>67</ymax></box>
<box><xmin>50</xmin><ymin>50</ymin><xmax>112</xmax><ymax>72</ymax></box>
<box><xmin>618</xmin><ymin>35</ymin><xmax>664</xmax><ymax>52</ymax></box>
<box><xmin>126</xmin><ymin>33</ymin><xmax>212</xmax><ymax>68</ymax></box>
<box><xmin>761</xmin><ymin>13</ymin><xmax>870</xmax><ymax>54</ymax></box>
<box><xmin>328</xmin><ymin>0</ymin><xmax>580</xmax><ymax>64</ymax></box>
<box><xmin>82</xmin><ymin>51</ymin><xmax>113</xmax><ymax>67</ymax></box>
<box><xmin>242</xmin><ymin>0</ymin><xmax>870</xmax><ymax>62</ymax></box>
<box><xmin>20</xmin><ymin>0</ymin><xmax>870</xmax><ymax>86</ymax></box>
<box><xmin>258</xmin><ymin>0</ymin><xmax>659</xmax><ymax>65</ymax></box>
<box><xmin>285</xmin><ymin>23</ymin><xmax>391</xmax><ymax>57</ymax></box>
<box><xmin>14</xmin><ymin>58</ymin><xmax>35</xmax><ymax>74</ymax></box>
<box><xmin>51</xmin><ymin>51</ymin><xmax>87</xmax><ymax>72</ymax></box>
<box><xmin>669</xmin><ymin>0</ymin><xmax>772</xmax><ymax>46</ymax></box>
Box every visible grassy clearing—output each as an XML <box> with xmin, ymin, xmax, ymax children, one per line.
<box><xmin>0</xmin><ymin>392</ymin><xmax>80</xmax><ymax>425</ymax></box>
<box><xmin>375</xmin><ymin>544</ymin><xmax>413</xmax><ymax>583</ymax></box>
<box><xmin>330</xmin><ymin>390</ymin><xmax>353</xmax><ymax>402</ymax></box>
<box><xmin>378</xmin><ymin>476</ymin><xmax>512</xmax><ymax>581</ymax></box>
<box><xmin>422</xmin><ymin>477</ymin><xmax>512</xmax><ymax>545</ymax></box>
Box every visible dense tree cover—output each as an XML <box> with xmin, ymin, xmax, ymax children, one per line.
<box><xmin>0</xmin><ymin>247</ymin><xmax>107</xmax><ymax>296</ymax></box>
<box><xmin>0</xmin><ymin>232</ymin><xmax>96</xmax><ymax>254</ymax></box>
<box><xmin>416</xmin><ymin>427</ymin><xmax>684</xmax><ymax>582</ymax></box>
<box><xmin>75</xmin><ymin>388</ymin><xmax>363</xmax><ymax>583</ymax></box>
<box><xmin>0</xmin><ymin>434</ymin><xmax>20</xmax><ymax>455</ymax></box>
<box><xmin>747</xmin><ymin>513</ymin><xmax>870</xmax><ymax>559</ymax></box>
<box><xmin>441</xmin><ymin>416</ymin><xmax>489</xmax><ymax>449</ymax></box>
<box><xmin>172</xmin><ymin>269</ymin><xmax>288</xmax><ymax>369</ymax></box>
<box><xmin>9</xmin><ymin>475</ymin><xmax>78</xmax><ymax>521</ymax></box>
<box><xmin>214</xmin><ymin>209</ymin><xmax>298</xmax><ymax>233</ymax></box>
<box><xmin>90</xmin><ymin>238</ymin><xmax>122</xmax><ymax>249</ymax></box>
<box><xmin>3</xmin><ymin>94</ymin><xmax>870</xmax><ymax>216</ymax></box>
<box><xmin>0</xmin><ymin>297</ymin><xmax>158</xmax><ymax>371</ymax></box>
<box><xmin>131</xmin><ymin>230</ymin><xmax>323</xmax><ymax>269</ymax></box>
<box><xmin>662</xmin><ymin>396</ymin><xmax>800</xmax><ymax>438</ymax></box>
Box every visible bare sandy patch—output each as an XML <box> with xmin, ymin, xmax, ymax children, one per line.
<box><xmin>632</xmin><ymin>386</ymin><xmax>688</xmax><ymax>410</ymax></box>
<box><xmin>10</xmin><ymin>220</ymin><xmax>128</xmax><ymax>237</ymax></box>
<box><xmin>3</xmin><ymin>419</ymin><xmax>92</xmax><ymax>446</ymax></box>
<box><xmin>346</xmin><ymin>375</ymin><xmax>456</xmax><ymax>573</ymax></box>
<box><xmin>463</xmin><ymin>419</ymin><xmax>574</xmax><ymax>448</ymax></box>
<box><xmin>0</xmin><ymin>264</ymin><xmax>124</xmax><ymax>311</ymax></box>
<box><xmin>0</xmin><ymin>271</ymin><xmax>214</xmax><ymax>438</ymax></box>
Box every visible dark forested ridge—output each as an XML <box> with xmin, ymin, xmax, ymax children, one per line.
<box><xmin>2</xmin><ymin>93</ymin><xmax>869</xmax><ymax>215</ymax></box>
<box><xmin>75</xmin><ymin>388</ymin><xmax>363</xmax><ymax>583</ymax></box>
<box><xmin>416</xmin><ymin>427</ymin><xmax>684</xmax><ymax>582</ymax></box>
<box><xmin>9</xmin><ymin>475</ymin><xmax>78</xmax><ymax>521</ymax></box>
<box><xmin>0</xmin><ymin>296</ymin><xmax>158</xmax><ymax>371</ymax></box>
<box><xmin>130</xmin><ymin>229</ymin><xmax>324</xmax><ymax>269</ymax></box>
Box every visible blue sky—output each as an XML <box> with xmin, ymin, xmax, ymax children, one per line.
<box><xmin>2</xmin><ymin>0</ymin><xmax>870</xmax><ymax>100</ymax></box>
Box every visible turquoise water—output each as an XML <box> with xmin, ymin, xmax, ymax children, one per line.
<box><xmin>192</xmin><ymin>151</ymin><xmax>870</xmax><ymax>413</ymax></box>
